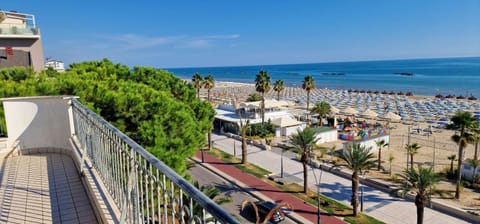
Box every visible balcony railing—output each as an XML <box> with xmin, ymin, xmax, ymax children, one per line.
<box><xmin>70</xmin><ymin>98</ymin><xmax>239</xmax><ymax>224</ymax></box>
<box><xmin>0</xmin><ymin>24</ymin><xmax>39</xmax><ymax>36</ymax></box>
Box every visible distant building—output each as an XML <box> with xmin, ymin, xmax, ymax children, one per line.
<box><xmin>0</xmin><ymin>10</ymin><xmax>44</xmax><ymax>72</ymax></box>
<box><xmin>214</xmin><ymin>99</ymin><xmax>307</xmax><ymax>137</ymax></box>
<box><xmin>45</xmin><ymin>59</ymin><xmax>65</xmax><ymax>72</ymax></box>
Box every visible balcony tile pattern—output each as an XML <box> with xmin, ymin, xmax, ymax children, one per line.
<box><xmin>0</xmin><ymin>153</ymin><xmax>97</xmax><ymax>223</ymax></box>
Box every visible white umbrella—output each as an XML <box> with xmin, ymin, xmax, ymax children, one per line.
<box><xmin>330</xmin><ymin>106</ymin><xmax>340</xmax><ymax>114</ymax></box>
<box><xmin>343</xmin><ymin>107</ymin><xmax>359</xmax><ymax>115</ymax></box>
<box><xmin>382</xmin><ymin>112</ymin><xmax>401</xmax><ymax>122</ymax></box>
<box><xmin>362</xmin><ymin>109</ymin><xmax>378</xmax><ymax>118</ymax></box>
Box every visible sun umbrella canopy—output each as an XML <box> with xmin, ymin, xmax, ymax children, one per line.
<box><xmin>342</xmin><ymin>107</ymin><xmax>359</xmax><ymax>115</ymax></box>
<box><xmin>362</xmin><ymin>109</ymin><xmax>378</xmax><ymax>118</ymax></box>
<box><xmin>330</xmin><ymin>106</ymin><xmax>340</xmax><ymax>114</ymax></box>
<box><xmin>381</xmin><ymin>112</ymin><xmax>401</xmax><ymax>121</ymax></box>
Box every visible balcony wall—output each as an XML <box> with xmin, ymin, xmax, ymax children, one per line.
<box><xmin>2</xmin><ymin>96</ymin><xmax>73</xmax><ymax>154</ymax></box>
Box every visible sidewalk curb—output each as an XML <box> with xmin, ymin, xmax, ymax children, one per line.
<box><xmin>189</xmin><ymin>157</ymin><xmax>313</xmax><ymax>224</ymax></box>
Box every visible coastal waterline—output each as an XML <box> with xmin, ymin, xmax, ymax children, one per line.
<box><xmin>168</xmin><ymin>57</ymin><xmax>480</xmax><ymax>97</ymax></box>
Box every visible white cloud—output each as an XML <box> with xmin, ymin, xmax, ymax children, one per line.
<box><xmin>178</xmin><ymin>39</ymin><xmax>211</xmax><ymax>49</ymax></box>
<box><xmin>202</xmin><ymin>34</ymin><xmax>240</xmax><ymax>39</ymax></box>
<box><xmin>99</xmin><ymin>33</ymin><xmax>239</xmax><ymax>50</ymax></box>
<box><xmin>108</xmin><ymin>34</ymin><xmax>179</xmax><ymax>50</ymax></box>
<box><xmin>47</xmin><ymin>33</ymin><xmax>241</xmax><ymax>66</ymax></box>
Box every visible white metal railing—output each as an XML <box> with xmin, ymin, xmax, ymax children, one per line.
<box><xmin>70</xmin><ymin>98</ymin><xmax>239</xmax><ymax>224</ymax></box>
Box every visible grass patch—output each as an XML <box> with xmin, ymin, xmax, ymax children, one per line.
<box><xmin>235</xmin><ymin>164</ymin><xmax>270</xmax><ymax>178</ymax></box>
<box><xmin>208</xmin><ymin>148</ymin><xmax>271</xmax><ymax>178</ymax></box>
<box><xmin>344</xmin><ymin>215</ymin><xmax>385</xmax><ymax>224</ymax></box>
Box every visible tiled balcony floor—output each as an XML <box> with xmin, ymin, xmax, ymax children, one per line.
<box><xmin>0</xmin><ymin>153</ymin><xmax>98</xmax><ymax>223</ymax></box>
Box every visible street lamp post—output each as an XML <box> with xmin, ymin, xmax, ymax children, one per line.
<box><xmin>233</xmin><ymin>138</ymin><xmax>236</xmax><ymax>157</ymax></box>
<box><xmin>360</xmin><ymin>171</ymin><xmax>368</xmax><ymax>212</ymax></box>
<box><xmin>360</xmin><ymin>177</ymin><xmax>364</xmax><ymax>212</ymax></box>
<box><xmin>281</xmin><ymin>148</ymin><xmax>284</xmax><ymax>178</ymax></box>
<box><xmin>311</xmin><ymin>162</ymin><xmax>323</xmax><ymax>224</ymax></box>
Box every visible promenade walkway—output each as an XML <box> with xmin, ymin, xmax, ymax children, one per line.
<box><xmin>195</xmin><ymin>151</ymin><xmax>346</xmax><ymax>224</ymax></box>
<box><xmin>210</xmin><ymin>132</ymin><xmax>473</xmax><ymax>224</ymax></box>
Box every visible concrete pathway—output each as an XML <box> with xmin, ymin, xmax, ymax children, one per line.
<box><xmin>211</xmin><ymin>133</ymin><xmax>473</xmax><ymax>224</ymax></box>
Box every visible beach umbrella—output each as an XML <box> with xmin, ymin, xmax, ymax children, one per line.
<box><xmin>362</xmin><ymin>109</ymin><xmax>378</xmax><ymax>118</ymax></box>
<box><xmin>381</xmin><ymin>112</ymin><xmax>401</xmax><ymax>122</ymax></box>
<box><xmin>342</xmin><ymin>107</ymin><xmax>359</xmax><ymax>115</ymax></box>
<box><xmin>330</xmin><ymin>106</ymin><xmax>340</xmax><ymax>114</ymax></box>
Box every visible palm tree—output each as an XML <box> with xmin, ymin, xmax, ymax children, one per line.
<box><xmin>338</xmin><ymin>143</ymin><xmax>377</xmax><ymax>216</ymax></box>
<box><xmin>447</xmin><ymin>154</ymin><xmax>457</xmax><ymax>175</ymax></box>
<box><xmin>192</xmin><ymin>72</ymin><xmax>203</xmax><ymax>99</ymax></box>
<box><xmin>239</xmin><ymin>118</ymin><xmax>250</xmax><ymax>164</ymax></box>
<box><xmin>273</xmin><ymin>80</ymin><xmax>285</xmax><ymax>101</ymax></box>
<box><xmin>255</xmin><ymin>70</ymin><xmax>271</xmax><ymax>124</ymax></box>
<box><xmin>289</xmin><ymin>127</ymin><xmax>319</xmax><ymax>193</ymax></box>
<box><xmin>203</xmin><ymin>74</ymin><xmax>215</xmax><ymax>151</ymax></box>
<box><xmin>302</xmin><ymin>75</ymin><xmax>315</xmax><ymax>111</ymax></box>
<box><xmin>403</xmin><ymin>166</ymin><xmax>441</xmax><ymax>224</ymax></box>
<box><xmin>405</xmin><ymin>143</ymin><xmax>421</xmax><ymax>171</ymax></box>
<box><xmin>447</xmin><ymin>110</ymin><xmax>478</xmax><ymax>199</ymax></box>
<box><xmin>191</xmin><ymin>181</ymin><xmax>230</xmax><ymax>220</ymax></box>
<box><xmin>468</xmin><ymin>159</ymin><xmax>480</xmax><ymax>183</ymax></box>
<box><xmin>375</xmin><ymin>139</ymin><xmax>389</xmax><ymax>171</ymax></box>
<box><xmin>470</xmin><ymin>125</ymin><xmax>480</xmax><ymax>160</ymax></box>
<box><xmin>388</xmin><ymin>154</ymin><xmax>395</xmax><ymax>175</ymax></box>
<box><xmin>203</xmin><ymin>74</ymin><xmax>215</xmax><ymax>102</ymax></box>
<box><xmin>310</xmin><ymin>101</ymin><xmax>331</xmax><ymax>127</ymax></box>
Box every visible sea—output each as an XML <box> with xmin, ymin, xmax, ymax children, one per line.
<box><xmin>167</xmin><ymin>57</ymin><xmax>480</xmax><ymax>97</ymax></box>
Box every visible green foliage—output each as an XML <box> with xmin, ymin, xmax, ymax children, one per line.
<box><xmin>302</xmin><ymin>75</ymin><xmax>315</xmax><ymax>110</ymax></box>
<box><xmin>273</xmin><ymin>79</ymin><xmax>285</xmax><ymax>101</ymax></box>
<box><xmin>0</xmin><ymin>59</ymin><xmax>214</xmax><ymax>175</ymax></box>
<box><xmin>255</xmin><ymin>70</ymin><xmax>271</xmax><ymax>123</ymax></box>
<box><xmin>248</xmin><ymin>120</ymin><xmax>275</xmax><ymax>138</ymax></box>
<box><xmin>339</xmin><ymin>143</ymin><xmax>377</xmax><ymax>172</ymax></box>
<box><xmin>310</xmin><ymin>101</ymin><xmax>331</xmax><ymax>126</ymax></box>
<box><xmin>246</xmin><ymin>93</ymin><xmax>262</xmax><ymax>102</ymax></box>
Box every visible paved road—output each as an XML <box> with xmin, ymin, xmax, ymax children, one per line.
<box><xmin>211</xmin><ymin>133</ymin><xmax>473</xmax><ymax>224</ymax></box>
<box><xmin>189</xmin><ymin>161</ymin><xmax>296</xmax><ymax>223</ymax></box>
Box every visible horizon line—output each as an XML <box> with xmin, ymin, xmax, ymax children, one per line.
<box><xmin>165</xmin><ymin>55</ymin><xmax>480</xmax><ymax>70</ymax></box>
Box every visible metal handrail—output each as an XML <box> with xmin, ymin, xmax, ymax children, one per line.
<box><xmin>70</xmin><ymin>98</ymin><xmax>239</xmax><ymax>224</ymax></box>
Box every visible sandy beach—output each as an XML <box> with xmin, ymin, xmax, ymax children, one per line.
<box><xmin>202</xmin><ymin>81</ymin><xmax>480</xmax><ymax>211</ymax></box>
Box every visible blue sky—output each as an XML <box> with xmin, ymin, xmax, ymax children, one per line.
<box><xmin>3</xmin><ymin>0</ymin><xmax>479</xmax><ymax>68</ymax></box>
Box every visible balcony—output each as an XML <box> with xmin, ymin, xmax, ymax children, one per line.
<box><xmin>0</xmin><ymin>11</ymin><xmax>40</xmax><ymax>38</ymax></box>
<box><xmin>0</xmin><ymin>96</ymin><xmax>239</xmax><ymax>223</ymax></box>
<box><xmin>0</xmin><ymin>24</ymin><xmax>40</xmax><ymax>38</ymax></box>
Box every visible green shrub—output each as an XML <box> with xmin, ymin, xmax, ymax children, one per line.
<box><xmin>248</xmin><ymin>120</ymin><xmax>275</xmax><ymax>138</ymax></box>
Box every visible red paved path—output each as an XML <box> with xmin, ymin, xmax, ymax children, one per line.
<box><xmin>196</xmin><ymin>152</ymin><xmax>346</xmax><ymax>224</ymax></box>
